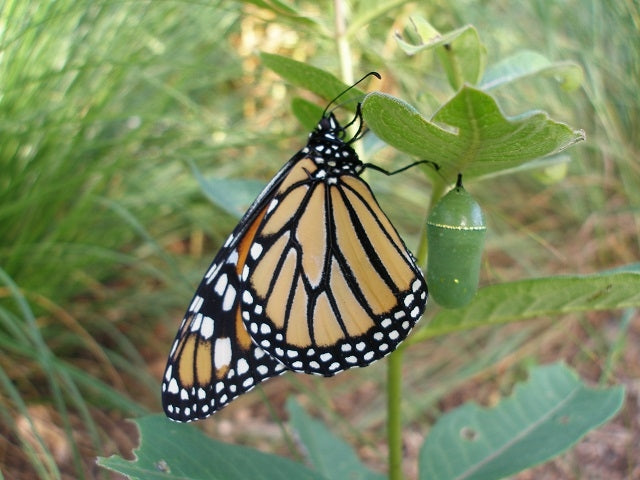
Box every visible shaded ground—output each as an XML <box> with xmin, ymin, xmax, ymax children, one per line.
<box><xmin>5</xmin><ymin>311</ymin><xmax>637</xmax><ymax>479</ymax></box>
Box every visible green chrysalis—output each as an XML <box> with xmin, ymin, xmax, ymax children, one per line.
<box><xmin>427</xmin><ymin>174</ymin><xmax>486</xmax><ymax>308</ymax></box>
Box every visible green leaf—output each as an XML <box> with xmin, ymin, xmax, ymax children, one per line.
<box><xmin>287</xmin><ymin>399</ymin><xmax>386</xmax><ymax>480</ymax></box>
<box><xmin>261</xmin><ymin>53</ymin><xmax>364</xmax><ymax>109</ymax></box>
<box><xmin>480</xmin><ymin>50</ymin><xmax>584</xmax><ymax>91</ymax></box>
<box><xmin>396</xmin><ymin>18</ymin><xmax>479</xmax><ymax>57</ymax></box>
<box><xmin>291</xmin><ymin>97</ymin><xmax>325</xmax><ymax>131</ymax></box>
<box><xmin>190</xmin><ymin>161</ymin><xmax>265</xmax><ymax>219</ymax></box>
<box><xmin>97</xmin><ymin>415</ymin><xmax>326</xmax><ymax>480</ymax></box>
<box><xmin>362</xmin><ymin>88</ymin><xmax>585</xmax><ymax>184</ymax></box>
<box><xmin>410</xmin><ymin>270</ymin><xmax>640</xmax><ymax>342</ymax></box>
<box><xmin>396</xmin><ymin>18</ymin><xmax>486</xmax><ymax>86</ymax></box>
<box><xmin>419</xmin><ymin>363</ymin><xmax>625</xmax><ymax>480</ymax></box>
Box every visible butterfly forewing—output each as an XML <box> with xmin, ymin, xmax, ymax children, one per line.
<box><xmin>240</xmin><ymin>115</ymin><xmax>428</xmax><ymax>376</ymax></box>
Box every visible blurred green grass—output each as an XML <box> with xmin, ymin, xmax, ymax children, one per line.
<box><xmin>0</xmin><ymin>0</ymin><xmax>638</xmax><ymax>478</ymax></box>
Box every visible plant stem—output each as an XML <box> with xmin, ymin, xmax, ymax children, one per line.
<box><xmin>387</xmin><ymin>347</ymin><xmax>405</xmax><ymax>480</ymax></box>
<box><xmin>387</xmin><ymin>174</ymin><xmax>447</xmax><ymax>479</ymax></box>
<box><xmin>333</xmin><ymin>0</ymin><xmax>354</xmax><ymax>86</ymax></box>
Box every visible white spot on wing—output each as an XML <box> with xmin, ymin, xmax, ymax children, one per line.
<box><xmin>404</xmin><ymin>294</ymin><xmax>414</xmax><ymax>307</ymax></box>
<box><xmin>214</xmin><ymin>274</ymin><xmax>228</xmax><ymax>296</ymax></box>
<box><xmin>227</xmin><ymin>250</ymin><xmax>239</xmax><ymax>265</ymax></box>
<box><xmin>200</xmin><ymin>316</ymin><xmax>214</xmax><ymax>339</ymax></box>
<box><xmin>222</xmin><ymin>285</ymin><xmax>236</xmax><ymax>311</ymax></box>
<box><xmin>205</xmin><ymin>264</ymin><xmax>221</xmax><ymax>281</ymax></box>
<box><xmin>214</xmin><ymin>338</ymin><xmax>232</xmax><ymax>370</ymax></box>
<box><xmin>169</xmin><ymin>339</ymin><xmax>179</xmax><ymax>357</ymax></box>
<box><xmin>250</xmin><ymin>243</ymin><xmax>263</xmax><ymax>260</ymax></box>
<box><xmin>243</xmin><ymin>377</ymin><xmax>254</xmax><ymax>388</ymax></box>
<box><xmin>237</xmin><ymin>358</ymin><xmax>249</xmax><ymax>375</ymax></box>
<box><xmin>267</xmin><ymin>198</ymin><xmax>279</xmax><ymax>214</ymax></box>
<box><xmin>190</xmin><ymin>295</ymin><xmax>204</xmax><ymax>313</ymax></box>
<box><xmin>190</xmin><ymin>313</ymin><xmax>203</xmax><ymax>332</ymax></box>
<box><xmin>243</xmin><ymin>291</ymin><xmax>254</xmax><ymax>304</ymax></box>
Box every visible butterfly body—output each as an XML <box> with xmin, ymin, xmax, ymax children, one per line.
<box><xmin>162</xmin><ymin>111</ymin><xmax>427</xmax><ymax>422</ymax></box>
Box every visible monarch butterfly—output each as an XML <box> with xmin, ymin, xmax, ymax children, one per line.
<box><xmin>426</xmin><ymin>174</ymin><xmax>486</xmax><ymax>308</ymax></box>
<box><xmin>162</xmin><ymin>73</ymin><xmax>428</xmax><ymax>422</ymax></box>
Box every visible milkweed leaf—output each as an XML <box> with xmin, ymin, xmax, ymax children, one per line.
<box><xmin>419</xmin><ymin>363</ymin><xmax>625</xmax><ymax>480</ymax></box>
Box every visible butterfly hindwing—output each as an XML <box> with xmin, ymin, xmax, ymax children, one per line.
<box><xmin>160</xmin><ymin>171</ymin><xmax>296</xmax><ymax>421</ymax></box>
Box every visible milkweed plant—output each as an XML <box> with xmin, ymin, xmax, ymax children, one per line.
<box><xmin>100</xmin><ymin>13</ymin><xmax>634</xmax><ymax>480</ymax></box>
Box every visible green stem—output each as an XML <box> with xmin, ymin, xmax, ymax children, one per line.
<box><xmin>387</xmin><ymin>178</ymin><xmax>447</xmax><ymax>480</ymax></box>
<box><xmin>333</xmin><ymin>0</ymin><xmax>362</xmax><ymax>159</ymax></box>
<box><xmin>387</xmin><ymin>347</ymin><xmax>405</xmax><ymax>480</ymax></box>
<box><xmin>333</xmin><ymin>0</ymin><xmax>354</xmax><ymax>86</ymax></box>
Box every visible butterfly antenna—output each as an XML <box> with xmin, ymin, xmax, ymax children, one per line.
<box><xmin>322</xmin><ymin>71</ymin><xmax>381</xmax><ymax>118</ymax></box>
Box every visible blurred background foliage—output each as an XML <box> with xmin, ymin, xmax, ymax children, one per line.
<box><xmin>0</xmin><ymin>0</ymin><xmax>637</xmax><ymax>478</ymax></box>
